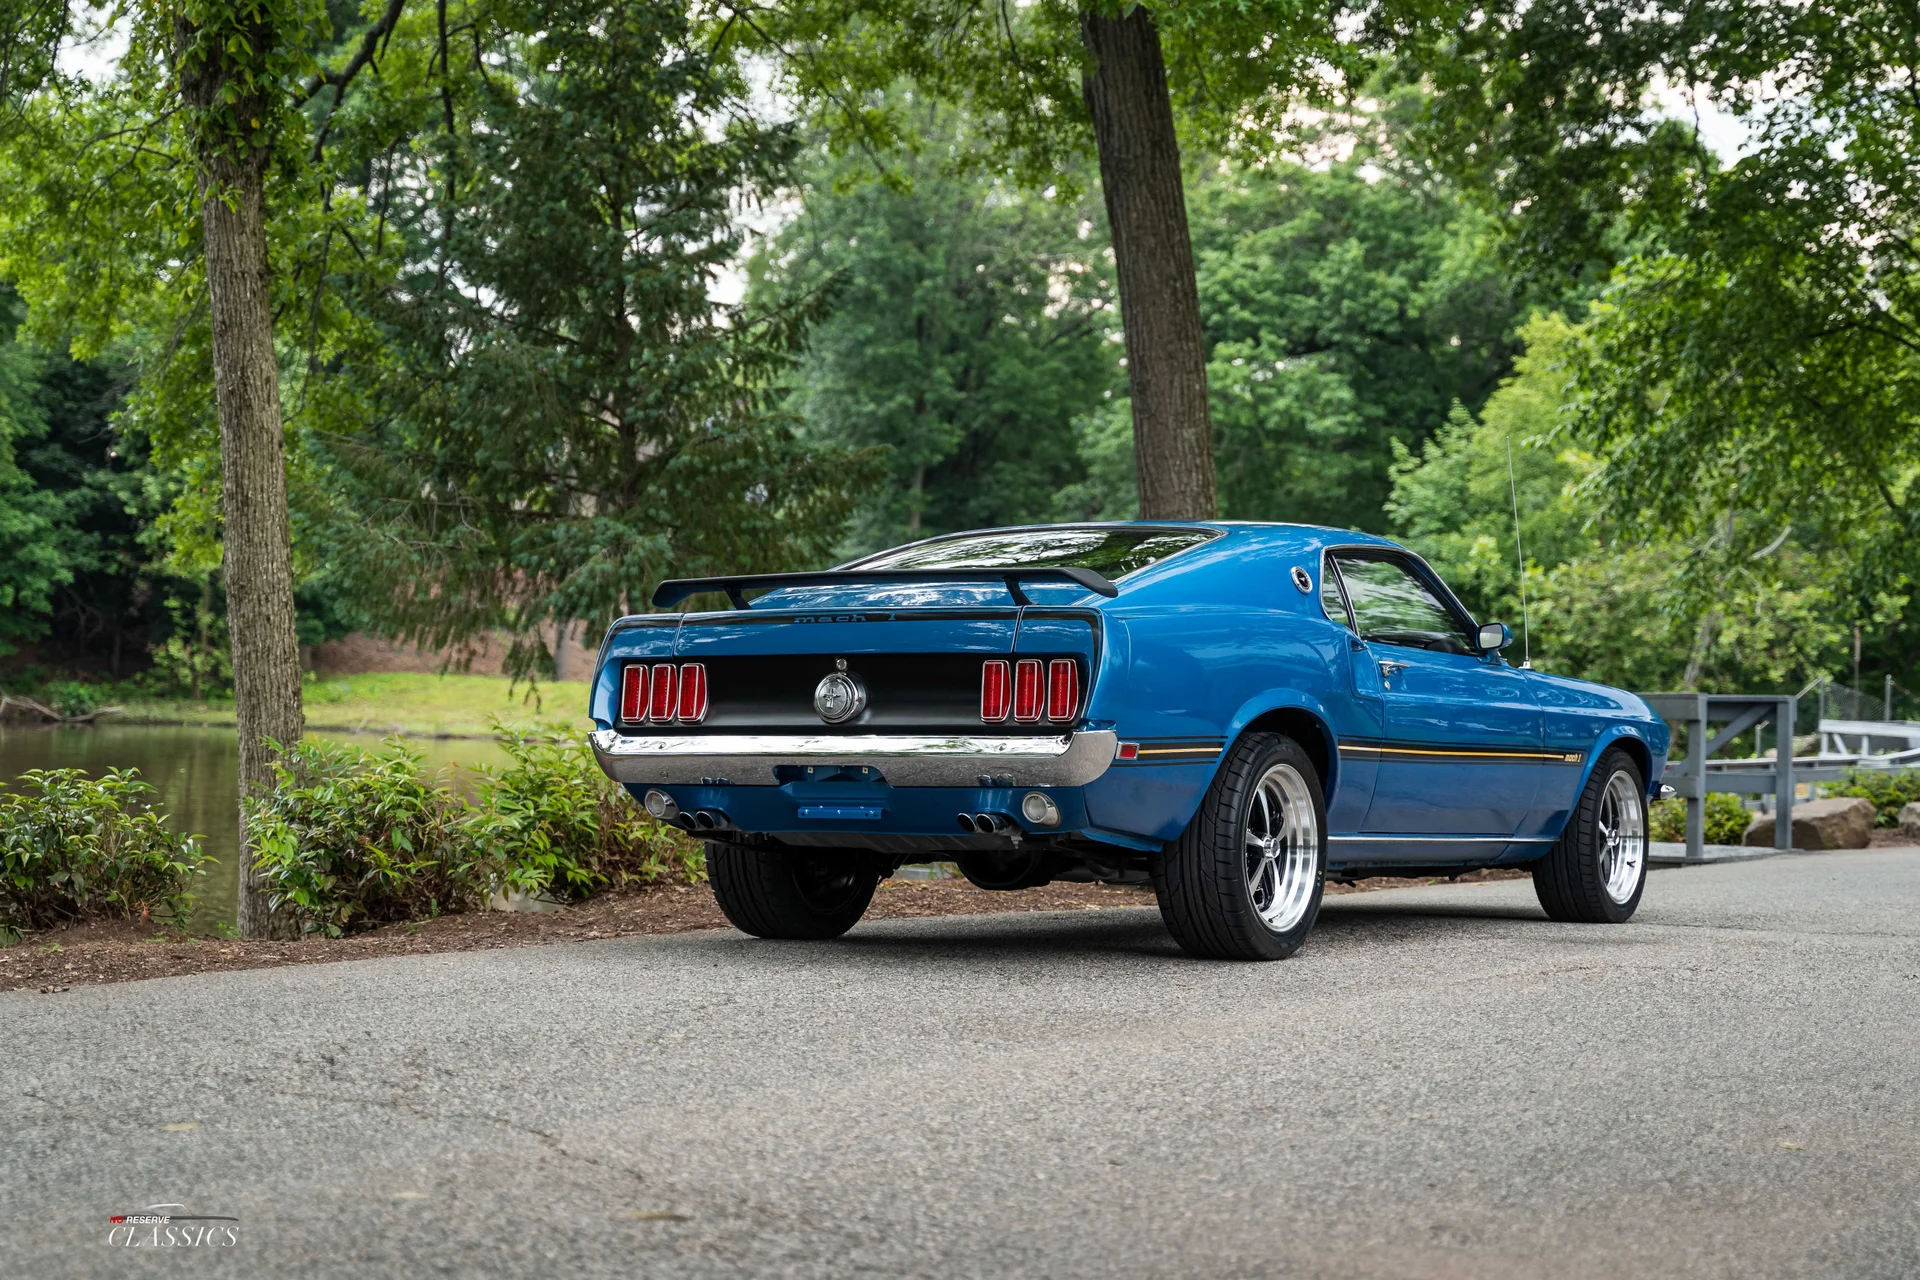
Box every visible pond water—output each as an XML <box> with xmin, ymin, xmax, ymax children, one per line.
<box><xmin>0</xmin><ymin>724</ymin><xmax>509</xmax><ymax>931</ymax></box>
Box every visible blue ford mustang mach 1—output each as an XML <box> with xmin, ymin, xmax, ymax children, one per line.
<box><xmin>588</xmin><ymin>523</ymin><xmax>1670</xmax><ymax>961</ymax></box>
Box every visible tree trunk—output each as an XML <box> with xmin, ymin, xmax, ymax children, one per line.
<box><xmin>199</xmin><ymin>159</ymin><xmax>305</xmax><ymax>939</ymax></box>
<box><xmin>1080</xmin><ymin>6</ymin><xmax>1217</xmax><ymax>520</ymax></box>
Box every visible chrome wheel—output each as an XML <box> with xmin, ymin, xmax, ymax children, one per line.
<box><xmin>1244</xmin><ymin>762</ymin><xmax>1319</xmax><ymax>933</ymax></box>
<box><xmin>1597</xmin><ymin>769</ymin><xmax>1646</xmax><ymax>905</ymax></box>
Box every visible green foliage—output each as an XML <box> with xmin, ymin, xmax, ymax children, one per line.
<box><xmin>1386</xmin><ymin>313</ymin><xmax>1588</xmax><ymax>624</ymax></box>
<box><xmin>1649</xmin><ymin>792</ymin><xmax>1750</xmax><ymax>845</ymax></box>
<box><xmin>1403</xmin><ymin>0</ymin><xmax>1920</xmax><ymax>682</ymax></box>
<box><xmin>1198</xmin><ymin>119</ymin><xmax>1523</xmax><ymax>531</ymax></box>
<box><xmin>249</xmin><ymin>739</ymin><xmax>465</xmax><ymax>937</ymax></box>
<box><xmin>736</xmin><ymin>0</ymin><xmax>1377</xmax><ymax>191</ymax></box>
<box><xmin>1389</xmin><ymin>314</ymin><xmax>1871</xmax><ymax>691</ymax></box>
<box><xmin>1051</xmin><ymin>399</ymin><xmax>1139</xmax><ymax>522</ymax></box>
<box><xmin>0</xmin><ymin>768</ymin><xmax>205</xmax><ymax>933</ymax></box>
<box><xmin>247</xmin><ymin>726</ymin><xmax>701</xmax><ymax>936</ymax></box>
<box><xmin>751</xmin><ymin>109</ymin><xmax>1116</xmax><ymax>554</ymax></box>
<box><xmin>41</xmin><ymin>680</ymin><xmax>100</xmax><ymax>718</ymax></box>
<box><xmin>1533</xmin><ymin>544</ymin><xmax>1863</xmax><ymax>694</ymax></box>
<box><xmin>1823</xmin><ymin>769</ymin><xmax>1920</xmax><ymax>830</ymax></box>
<box><xmin>458</xmin><ymin>725</ymin><xmax>704</xmax><ymax>902</ymax></box>
<box><xmin>0</xmin><ymin>290</ymin><xmax>71</xmax><ymax>653</ymax></box>
<box><xmin>311</xmin><ymin>0</ymin><xmax>875</xmax><ymax>675</ymax></box>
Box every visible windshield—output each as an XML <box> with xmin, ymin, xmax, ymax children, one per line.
<box><xmin>850</xmin><ymin>526</ymin><xmax>1219</xmax><ymax>579</ymax></box>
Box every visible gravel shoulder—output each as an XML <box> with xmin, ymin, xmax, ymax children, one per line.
<box><xmin>1</xmin><ymin>868</ymin><xmax>1527</xmax><ymax>992</ymax></box>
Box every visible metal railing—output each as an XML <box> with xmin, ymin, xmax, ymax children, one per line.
<box><xmin>1643</xmin><ymin>686</ymin><xmax>1920</xmax><ymax>861</ymax></box>
<box><xmin>1643</xmin><ymin>694</ymin><xmax>1797</xmax><ymax>861</ymax></box>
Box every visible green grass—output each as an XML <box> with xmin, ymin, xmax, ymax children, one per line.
<box><xmin>120</xmin><ymin>673</ymin><xmax>595</xmax><ymax>739</ymax></box>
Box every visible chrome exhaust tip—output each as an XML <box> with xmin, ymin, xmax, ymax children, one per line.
<box><xmin>956</xmin><ymin>813</ymin><xmax>978</xmax><ymax>834</ymax></box>
<box><xmin>694</xmin><ymin>810</ymin><xmax>718</xmax><ymax>831</ymax></box>
<box><xmin>973</xmin><ymin>812</ymin><xmax>1007</xmax><ymax>834</ymax></box>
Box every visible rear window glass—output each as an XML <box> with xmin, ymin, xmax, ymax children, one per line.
<box><xmin>850</xmin><ymin>526</ymin><xmax>1219</xmax><ymax>579</ymax></box>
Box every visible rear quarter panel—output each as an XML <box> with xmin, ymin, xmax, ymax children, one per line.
<box><xmin>1081</xmin><ymin>532</ymin><xmax>1373</xmax><ymax>841</ymax></box>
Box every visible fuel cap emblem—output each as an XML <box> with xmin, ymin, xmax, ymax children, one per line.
<box><xmin>813</xmin><ymin>671</ymin><xmax>867</xmax><ymax>724</ymax></box>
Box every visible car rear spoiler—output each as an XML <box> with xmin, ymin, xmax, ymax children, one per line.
<box><xmin>651</xmin><ymin>567</ymin><xmax>1121</xmax><ymax>610</ymax></box>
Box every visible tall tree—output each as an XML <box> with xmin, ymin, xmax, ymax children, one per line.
<box><xmin>309</xmin><ymin>0</ymin><xmax>873</xmax><ymax>670</ymax></box>
<box><xmin>0</xmin><ymin>0</ymin><xmax>399</xmax><ymax>933</ymax></box>
<box><xmin>1399</xmin><ymin>1</ymin><xmax>1920</xmax><ymax>598</ymax></box>
<box><xmin>1387</xmin><ymin>314</ymin><xmax>1867</xmax><ymax>693</ymax></box>
<box><xmin>0</xmin><ymin>289</ymin><xmax>69</xmax><ymax>652</ymax></box>
<box><xmin>749</xmin><ymin>109</ymin><xmax>1115</xmax><ymax>554</ymax></box>
<box><xmin>732</xmin><ymin>0</ymin><xmax>1386</xmax><ymax>519</ymax></box>
<box><xmin>1191</xmin><ymin>101</ymin><xmax>1521</xmax><ymax>529</ymax></box>
<box><xmin>172</xmin><ymin>0</ymin><xmax>313</xmax><ymax>938</ymax></box>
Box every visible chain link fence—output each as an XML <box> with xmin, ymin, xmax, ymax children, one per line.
<box><xmin>1811</xmin><ymin>678</ymin><xmax>1920</xmax><ymax>726</ymax></box>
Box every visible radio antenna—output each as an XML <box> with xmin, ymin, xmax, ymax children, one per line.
<box><xmin>1506</xmin><ymin>435</ymin><xmax>1532</xmax><ymax>670</ymax></box>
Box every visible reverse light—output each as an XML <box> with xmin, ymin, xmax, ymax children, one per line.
<box><xmin>980</xmin><ymin>660</ymin><xmax>1011</xmax><ymax>723</ymax></box>
<box><xmin>1021</xmin><ymin>791</ymin><xmax>1061</xmax><ymax>828</ymax></box>
<box><xmin>1012</xmin><ymin>659</ymin><xmax>1044</xmax><ymax>723</ymax></box>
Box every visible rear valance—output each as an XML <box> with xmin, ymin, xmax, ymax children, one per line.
<box><xmin>652</xmin><ymin>567</ymin><xmax>1120</xmax><ymax>610</ymax></box>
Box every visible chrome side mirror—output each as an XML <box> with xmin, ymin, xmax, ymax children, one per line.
<box><xmin>1478</xmin><ymin>621</ymin><xmax>1513</xmax><ymax>652</ymax></box>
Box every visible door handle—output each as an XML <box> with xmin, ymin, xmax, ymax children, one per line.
<box><xmin>1377</xmin><ymin>659</ymin><xmax>1408</xmax><ymax>677</ymax></box>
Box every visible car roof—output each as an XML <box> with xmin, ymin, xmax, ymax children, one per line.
<box><xmin>846</xmin><ymin>521</ymin><xmax>1403</xmax><ymax>569</ymax></box>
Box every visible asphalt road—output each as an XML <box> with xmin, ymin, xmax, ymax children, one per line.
<box><xmin>6</xmin><ymin>851</ymin><xmax>1919</xmax><ymax>1280</ymax></box>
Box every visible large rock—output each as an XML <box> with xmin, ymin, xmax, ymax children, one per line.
<box><xmin>1744</xmin><ymin>796</ymin><xmax>1875</xmax><ymax>850</ymax></box>
<box><xmin>1899</xmin><ymin>801</ymin><xmax>1920</xmax><ymax>843</ymax></box>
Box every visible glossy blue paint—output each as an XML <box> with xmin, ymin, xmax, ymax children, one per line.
<box><xmin>1362</xmin><ymin>645</ymin><xmax>1543</xmax><ymax>835</ymax></box>
<box><xmin>589</xmin><ymin>522</ymin><xmax>1673</xmax><ymax>870</ymax></box>
<box><xmin>650</xmin><ymin>777</ymin><xmax>1095</xmax><ymax>838</ymax></box>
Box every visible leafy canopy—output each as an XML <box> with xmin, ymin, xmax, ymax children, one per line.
<box><xmin>1403</xmin><ymin>0</ymin><xmax>1920</xmax><ymax>579</ymax></box>
<box><xmin>311</xmin><ymin>0</ymin><xmax>877</xmax><ymax>672</ymax></box>
<box><xmin>730</xmin><ymin>0</ymin><xmax>1379</xmax><ymax>189</ymax></box>
<box><xmin>1196</xmin><ymin>101</ymin><xmax>1522</xmax><ymax>530</ymax></box>
<box><xmin>748</xmin><ymin>105</ymin><xmax>1115</xmax><ymax>556</ymax></box>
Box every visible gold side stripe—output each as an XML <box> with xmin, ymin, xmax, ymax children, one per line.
<box><xmin>1341</xmin><ymin>744</ymin><xmax>1585</xmax><ymax>763</ymax></box>
<box><xmin>1136</xmin><ymin>748</ymin><xmax>1220</xmax><ymax>757</ymax></box>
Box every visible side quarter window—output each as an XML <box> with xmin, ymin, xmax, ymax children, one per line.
<box><xmin>1318</xmin><ymin>557</ymin><xmax>1355</xmax><ymax>631</ymax></box>
<box><xmin>1330</xmin><ymin>553</ymin><xmax>1473</xmax><ymax>655</ymax></box>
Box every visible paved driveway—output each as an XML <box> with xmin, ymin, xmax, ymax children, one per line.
<box><xmin>6</xmin><ymin>851</ymin><xmax>1919</xmax><ymax>1278</ymax></box>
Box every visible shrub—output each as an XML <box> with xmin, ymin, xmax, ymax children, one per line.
<box><xmin>249</xmin><ymin>739</ymin><xmax>468</xmax><ymax>937</ymax></box>
<box><xmin>1649</xmin><ymin>792</ymin><xmax>1751</xmax><ymax>845</ymax></box>
<box><xmin>43</xmin><ymin>680</ymin><xmax>99</xmax><ymax>718</ymax></box>
<box><xmin>456</xmin><ymin>725</ymin><xmax>704</xmax><ymax>902</ymax></box>
<box><xmin>1823</xmin><ymin>768</ymin><xmax>1920</xmax><ymax>828</ymax></box>
<box><xmin>248</xmin><ymin>726</ymin><xmax>702</xmax><ymax>936</ymax></box>
<box><xmin>0</xmin><ymin>768</ymin><xmax>205</xmax><ymax>935</ymax></box>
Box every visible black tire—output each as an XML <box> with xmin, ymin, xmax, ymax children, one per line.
<box><xmin>1150</xmin><ymin>732</ymin><xmax>1328</xmax><ymax>961</ymax></box>
<box><xmin>1532</xmin><ymin>747</ymin><xmax>1648</xmax><ymax>923</ymax></box>
<box><xmin>707</xmin><ymin>842</ymin><xmax>879</xmax><ymax>940</ymax></box>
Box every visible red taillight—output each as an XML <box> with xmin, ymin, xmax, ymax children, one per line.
<box><xmin>1012</xmin><ymin>659</ymin><xmax>1044</xmax><ymax>723</ymax></box>
<box><xmin>1046</xmin><ymin>659</ymin><xmax>1078</xmax><ymax>722</ymax></box>
<box><xmin>649</xmin><ymin>663</ymin><xmax>678</xmax><ymax>722</ymax></box>
<box><xmin>980</xmin><ymin>660</ymin><xmax>1010</xmax><ymax>723</ymax></box>
<box><xmin>677</xmin><ymin>663</ymin><xmax>707</xmax><ymax>723</ymax></box>
<box><xmin>619</xmin><ymin>664</ymin><xmax>648</xmax><ymax>723</ymax></box>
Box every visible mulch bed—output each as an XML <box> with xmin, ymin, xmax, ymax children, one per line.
<box><xmin>3</xmin><ymin>867</ymin><xmax>1538</xmax><ymax>993</ymax></box>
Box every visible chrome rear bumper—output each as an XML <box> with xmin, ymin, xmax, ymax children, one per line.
<box><xmin>589</xmin><ymin>728</ymin><xmax>1119</xmax><ymax>788</ymax></box>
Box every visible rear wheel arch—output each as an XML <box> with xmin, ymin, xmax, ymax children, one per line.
<box><xmin>1236</xmin><ymin>706</ymin><xmax>1336</xmax><ymax>797</ymax></box>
